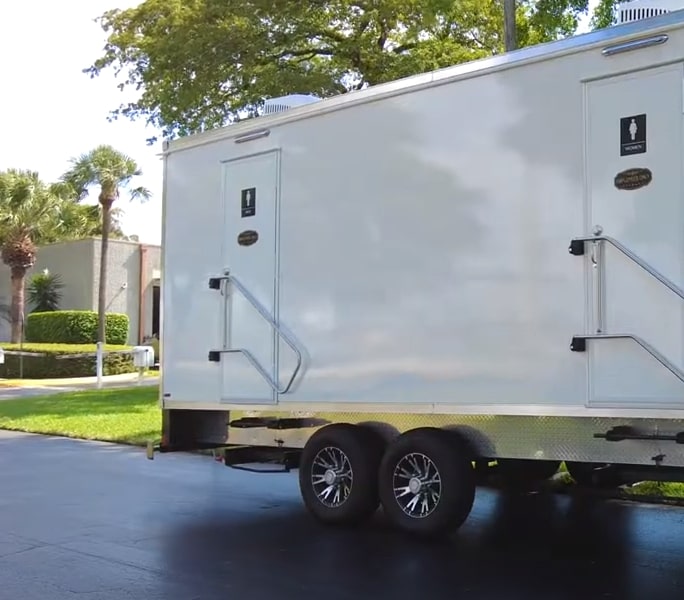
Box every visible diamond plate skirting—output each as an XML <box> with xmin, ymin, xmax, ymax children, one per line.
<box><xmin>225</xmin><ymin>410</ymin><xmax>684</xmax><ymax>467</ymax></box>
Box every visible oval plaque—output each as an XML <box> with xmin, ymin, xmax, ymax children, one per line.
<box><xmin>237</xmin><ymin>229</ymin><xmax>259</xmax><ymax>247</ymax></box>
<box><xmin>614</xmin><ymin>167</ymin><xmax>652</xmax><ymax>191</ymax></box>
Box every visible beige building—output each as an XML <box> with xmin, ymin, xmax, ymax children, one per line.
<box><xmin>0</xmin><ymin>238</ymin><xmax>161</xmax><ymax>345</ymax></box>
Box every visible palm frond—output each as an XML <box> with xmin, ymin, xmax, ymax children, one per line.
<box><xmin>60</xmin><ymin>144</ymin><xmax>151</xmax><ymax>207</ymax></box>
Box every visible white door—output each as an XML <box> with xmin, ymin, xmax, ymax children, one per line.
<box><xmin>583</xmin><ymin>63</ymin><xmax>684</xmax><ymax>408</ymax></box>
<box><xmin>220</xmin><ymin>150</ymin><xmax>280</xmax><ymax>404</ymax></box>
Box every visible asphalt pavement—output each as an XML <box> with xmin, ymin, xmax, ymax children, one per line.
<box><xmin>1</xmin><ymin>430</ymin><xmax>684</xmax><ymax>599</ymax></box>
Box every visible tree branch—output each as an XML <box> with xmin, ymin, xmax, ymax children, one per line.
<box><xmin>393</xmin><ymin>42</ymin><xmax>416</xmax><ymax>53</ymax></box>
<box><xmin>268</xmin><ymin>47</ymin><xmax>335</xmax><ymax>60</ymax></box>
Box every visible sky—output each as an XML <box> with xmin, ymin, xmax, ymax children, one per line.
<box><xmin>0</xmin><ymin>0</ymin><xmax>164</xmax><ymax>245</ymax></box>
<box><xmin>0</xmin><ymin>0</ymin><xmax>601</xmax><ymax>247</ymax></box>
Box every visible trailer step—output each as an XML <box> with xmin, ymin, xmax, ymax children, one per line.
<box><xmin>229</xmin><ymin>416</ymin><xmax>330</xmax><ymax>430</ymax></box>
<box><xmin>222</xmin><ymin>445</ymin><xmax>300</xmax><ymax>473</ymax></box>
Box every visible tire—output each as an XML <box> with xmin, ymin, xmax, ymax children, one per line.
<box><xmin>298</xmin><ymin>423</ymin><xmax>385</xmax><ymax>526</ymax></box>
<box><xmin>378</xmin><ymin>427</ymin><xmax>476</xmax><ymax>537</ymax></box>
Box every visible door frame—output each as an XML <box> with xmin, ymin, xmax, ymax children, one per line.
<box><xmin>219</xmin><ymin>147</ymin><xmax>282</xmax><ymax>405</ymax></box>
<box><xmin>580</xmin><ymin>63</ymin><xmax>684</xmax><ymax>410</ymax></box>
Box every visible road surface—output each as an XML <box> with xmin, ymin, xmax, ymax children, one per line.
<box><xmin>1</xmin><ymin>430</ymin><xmax>683</xmax><ymax>599</ymax></box>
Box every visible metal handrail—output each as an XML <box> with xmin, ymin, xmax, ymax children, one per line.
<box><xmin>570</xmin><ymin>234</ymin><xmax>684</xmax><ymax>384</ymax></box>
<box><xmin>572</xmin><ymin>333</ymin><xmax>684</xmax><ymax>384</ymax></box>
<box><xmin>571</xmin><ymin>234</ymin><xmax>684</xmax><ymax>301</ymax></box>
<box><xmin>214</xmin><ymin>272</ymin><xmax>303</xmax><ymax>394</ymax></box>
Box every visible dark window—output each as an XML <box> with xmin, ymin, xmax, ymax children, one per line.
<box><xmin>152</xmin><ymin>285</ymin><xmax>160</xmax><ymax>336</ymax></box>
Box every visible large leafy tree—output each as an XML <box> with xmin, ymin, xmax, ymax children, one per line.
<box><xmin>86</xmin><ymin>0</ymin><xmax>602</xmax><ymax>142</ymax></box>
<box><xmin>0</xmin><ymin>170</ymin><xmax>66</xmax><ymax>342</ymax></box>
<box><xmin>61</xmin><ymin>145</ymin><xmax>150</xmax><ymax>344</ymax></box>
<box><xmin>590</xmin><ymin>0</ymin><xmax>623</xmax><ymax>29</ymax></box>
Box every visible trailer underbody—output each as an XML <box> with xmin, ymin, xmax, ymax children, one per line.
<box><xmin>154</xmin><ymin>406</ymin><xmax>684</xmax><ymax>536</ymax></box>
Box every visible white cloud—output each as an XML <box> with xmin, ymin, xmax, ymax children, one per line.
<box><xmin>0</xmin><ymin>0</ymin><xmax>163</xmax><ymax>245</ymax></box>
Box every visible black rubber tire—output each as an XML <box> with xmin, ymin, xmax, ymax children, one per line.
<box><xmin>298</xmin><ymin>423</ymin><xmax>385</xmax><ymax>526</ymax></box>
<box><xmin>378</xmin><ymin>427</ymin><xmax>476</xmax><ymax>537</ymax></box>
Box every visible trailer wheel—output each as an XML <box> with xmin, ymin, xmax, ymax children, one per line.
<box><xmin>378</xmin><ymin>427</ymin><xmax>475</xmax><ymax>537</ymax></box>
<box><xmin>298</xmin><ymin>423</ymin><xmax>385</xmax><ymax>526</ymax></box>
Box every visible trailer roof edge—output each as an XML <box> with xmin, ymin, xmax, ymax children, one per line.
<box><xmin>163</xmin><ymin>9</ymin><xmax>684</xmax><ymax>154</ymax></box>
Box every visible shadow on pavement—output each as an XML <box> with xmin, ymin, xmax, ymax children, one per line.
<box><xmin>158</xmin><ymin>485</ymin><xmax>681</xmax><ymax>600</ymax></box>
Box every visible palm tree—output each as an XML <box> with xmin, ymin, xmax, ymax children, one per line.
<box><xmin>0</xmin><ymin>170</ymin><xmax>63</xmax><ymax>342</ymax></box>
<box><xmin>27</xmin><ymin>270</ymin><xmax>64</xmax><ymax>312</ymax></box>
<box><xmin>42</xmin><ymin>199</ymin><xmax>130</xmax><ymax>244</ymax></box>
<box><xmin>61</xmin><ymin>145</ymin><xmax>151</xmax><ymax>344</ymax></box>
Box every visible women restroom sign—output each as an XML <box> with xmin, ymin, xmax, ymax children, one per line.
<box><xmin>620</xmin><ymin>114</ymin><xmax>647</xmax><ymax>156</ymax></box>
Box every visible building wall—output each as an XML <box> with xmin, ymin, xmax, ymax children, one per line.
<box><xmin>0</xmin><ymin>239</ymin><xmax>96</xmax><ymax>341</ymax></box>
<box><xmin>91</xmin><ymin>239</ymin><xmax>161</xmax><ymax>345</ymax></box>
<box><xmin>0</xmin><ymin>238</ymin><xmax>161</xmax><ymax>345</ymax></box>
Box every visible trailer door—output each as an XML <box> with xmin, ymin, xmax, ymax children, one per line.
<box><xmin>583</xmin><ymin>63</ymin><xmax>684</xmax><ymax>408</ymax></box>
<box><xmin>219</xmin><ymin>150</ymin><xmax>280</xmax><ymax>404</ymax></box>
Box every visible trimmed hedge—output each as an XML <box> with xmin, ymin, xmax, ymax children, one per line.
<box><xmin>25</xmin><ymin>311</ymin><xmax>130</xmax><ymax>345</ymax></box>
<box><xmin>0</xmin><ymin>343</ymin><xmax>136</xmax><ymax>379</ymax></box>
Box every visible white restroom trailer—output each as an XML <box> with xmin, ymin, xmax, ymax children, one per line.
<box><xmin>158</xmin><ymin>6</ymin><xmax>684</xmax><ymax>536</ymax></box>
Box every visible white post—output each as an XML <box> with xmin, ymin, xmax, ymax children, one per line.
<box><xmin>96</xmin><ymin>342</ymin><xmax>103</xmax><ymax>389</ymax></box>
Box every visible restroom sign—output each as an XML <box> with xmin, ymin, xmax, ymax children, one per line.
<box><xmin>241</xmin><ymin>187</ymin><xmax>256</xmax><ymax>218</ymax></box>
<box><xmin>620</xmin><ymin>114</ymin><xmax>646</xmax><ymax>156</ymax></box>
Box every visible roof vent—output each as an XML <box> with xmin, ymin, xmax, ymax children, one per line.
<box><xmin>617</xmin><ymin>0</ymin><xmax>684</xmax><ymax>23</ymax></box>
<box><xmin>261</xmin><ymin>94</ymin><xmax>321</xmax><ymax>116</ymax></box>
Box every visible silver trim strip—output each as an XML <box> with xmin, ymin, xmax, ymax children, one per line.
<box><xmin>235</xmin><ymin>129</ymin><xmax>270</xmax><ymax>144</ymax></box>
<box><xmin>161</xmin><ymin>399</ymin><xmax>684</xmax><ymax>419</ymax></box>
<box><xmin>602</xmin><ymin>34</ymin><xmax>669</xmax><ymax>56</ymax></box>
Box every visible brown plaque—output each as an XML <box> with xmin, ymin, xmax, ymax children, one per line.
<box><xmin>237</xmin><ymin>230</ymin><xmax>259</xmax><ymax>246</ymax></box>
<box><xmin>614</xmin><ymin>167</ymin><xmax>652</xmax><ymax>191</ymax></box>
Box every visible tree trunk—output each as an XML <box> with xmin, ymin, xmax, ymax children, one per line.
<box><xmin>98</xmin><ymin>199</ymin><xmax>112</xmax><ymax>344</ymax></box>
<box><xmin>503</xmin><ymin>0</ymin><xmax>517</xmax><ymax>51</ymax></box>
<box><xmin>10</xmin><ymin>266</ymin><xmax>26</xmax><ymax>344</ymax></box>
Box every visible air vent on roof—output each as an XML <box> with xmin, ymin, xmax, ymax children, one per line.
<box><xmin>617</xmin><ymin>0</ymin><xmax>684</xmax><ymax>23</ymax></box>
<box><xmin>262</xmin><ymin>94</ymin><xmax>321</xmax><ymax>116</ymax></box>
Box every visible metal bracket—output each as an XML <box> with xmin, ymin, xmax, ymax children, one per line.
<box><xmin>569</xmin><ymin>336</ymin><xmax>586</xmax><ymax>352</ymax></box>
<box><xmin>568</xmin><ymin>239</ymin><xmax>585</xmax><ymax>256</ymax></box>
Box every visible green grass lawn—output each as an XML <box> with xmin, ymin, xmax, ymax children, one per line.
<box><xmin>0</xmin><ymin>385</ymin><xmax>160</xmax><ymax>446</ymax></box>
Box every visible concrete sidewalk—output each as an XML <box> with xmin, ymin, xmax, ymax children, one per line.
<box><xmin>0</xmin><ymin>372</ymin><xmax>159</xmax><ymax>399</ymax></box>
